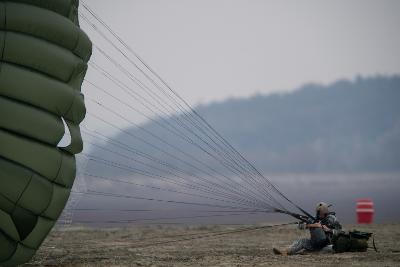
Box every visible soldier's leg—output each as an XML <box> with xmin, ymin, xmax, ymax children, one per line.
<box><xmin>319</xmin><ymin>245</ymin><xmax>334</xmax><ymax>254</ymax></box>
<box><xmin>287</xmin><ymin>238</ymin><xmax>313</xmax><ymax>255</ymax></box>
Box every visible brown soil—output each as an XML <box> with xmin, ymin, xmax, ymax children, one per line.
<box><xmin>23</xmin><ymin>224</ymin><xmax>400</xmax><ymax>267</ymax></box>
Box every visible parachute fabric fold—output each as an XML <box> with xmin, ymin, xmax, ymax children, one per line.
<box><xmin>0</xmin><ymin>1</ymin><xmax>92</xmax><ymax>266</ymax></box>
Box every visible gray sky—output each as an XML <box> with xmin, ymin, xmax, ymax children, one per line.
<box><xmin>82</xmin><ymin>0</ymin><xmax>400</xmax><ymax>105</ymax></box>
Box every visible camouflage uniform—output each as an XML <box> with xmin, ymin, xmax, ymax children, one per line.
<box><xmin>287</xmin><ymin>213</ymin><xmax>342</xmax><ymax>255</ymax></box>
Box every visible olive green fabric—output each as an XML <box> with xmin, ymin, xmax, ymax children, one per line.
<box><xmin>0</xmin><ymin>1</ymin><xmax>91</xmax><ymax>266</ymax></box>
<box><xmin>332</xmin><ymin>231</ymin><xmax>372</xmax><ymax>253</ymax></box>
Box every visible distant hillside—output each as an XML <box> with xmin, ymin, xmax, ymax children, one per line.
<box><xmin>89</xmin><ymin>75</ymin><xmax>400</xmax><ymax>175</ymax></box>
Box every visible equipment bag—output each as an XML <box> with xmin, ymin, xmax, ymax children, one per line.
<box><xmin>332</xmin><ymin>230</ymin><xmax>377</xmax><ymax>253</ymax></box>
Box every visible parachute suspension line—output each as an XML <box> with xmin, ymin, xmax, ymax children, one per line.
<box><xmin>107</xmin><ymin>222</ymin><xmax>275</xmax><ymax>242</ymax></box>
<box><xmin>68</xmin><ymin>208</ymin><xmax>268</xmax><ymax>213</ymax></box>
<box><xmin>77</xmin><ymin>3</ymin><xmax>313</xmax><ymax>222</ymax></box>
<box><xmin>80</xmin><ymin>143</ymin><xmax>269</xmax><ymax>210</ymax></box>
<box><xmin>83</xmin><ymin>80</ymin><xmax>273</xmax><ymax>208</ymax></box>
<box><xmin>79</xmin><ymin>134</ymin><xmax>279</xmax><ymax>212</ymax></box>
<box><xmin>80</xmin><ymin>126</ymin><xmax>259</xmax><ymax>205</ymax></box>
<box><xmin>79</xmin><ymin>5</ymin><xmax>283</xmax><ymax>200</ymax></box>
<box><xmin>81</xmin><ymin>125</ymin><xmax>249</xmax><ymax>197</ymax></box>
<box><xmin>80</xmin><ymin>136</ymin><xmax>268</xmax><ymax>209</ymax></box>
<box><xmin>79</xmin><ymin>125</ymin><xmax>280</xmax><ymax>213</ymax></box>
<box><xmin>83</xmin><ymin>112</ymin><xmax>269</xmax><ymax>208</ymax></box>
<box><xmin>72</xmin><ymin>212</ymin><xmax>263</xmax><ymax>224</ymax></box>
<box><xmin>82</xmin><ymin>58</ymin><xmax>284</xmax><ymax>211</ymax></box>
<box><xmin>84</xmin><ymin>78</ymin><xmax>192</xmax><ymax>144</ymax></box>
<box><xmin>85</xmin><ymin>173</ymin><xmax>263</xmax><ymax>209</ymax></box>
<box><xmin>74</xmin><ymin>123</ymin><xmax>270</xmax><ymax>211</ymax></box>
<box><xmin>81</xmin><ymin>152</ymin><xmax>257</xmax><ymax>208</ymax></box>
<box><xmin>79</xmin><ymin>11</ymin><xmax>289</xmax><ymax>212</ymax></box>
<box><xmin>80</xmin><ymin>15</ymin><xmax>284</xmax><ymax>210</ymax></box>
<box><xmin>85</xmin><ymin>87</ymin><xmax>275</xmax><ymax>209</ymax></box>
<box><xmin>72</xmin><ymin>189</ymin><xmax>272</xmax><ymax>211</ymax></box>
<box><xmin>86</xmin><ymin>53</ymin><xmax>284</xmax><ymax>211</ymax></box>
<box><xmin>80</xmin><ymin>139</ymin><xmax>271</xmax><ymax>210</ymax></box>
<box><xmin>79</xmin><ymin>172</ymin><xmax>268</xmax><ymax>210</ymax></box>
<box><xmin>88</xmin><ymin>45</ymin><xmax>268</xmax><ymax>197</ymax></box>
<box><xmin>87</xmin><ymin>61</ymin><xmax>248</xmax><ymax>188</ymax></box>
<box><xmin>81</xmin><ymin>43</ymin><xmax>280</xmax><ymax>211</ymax></box>
<box><xmin>80</xmin><ymin>10</ymin><xmax>277</xmax><ymax>197</ymax></box>
<box><xmin>128</xmin><ymin>222</ymin><xmax>298</xmax><ymax>249</ymax></box>
<box><xmin>78</xmin><ymin>21</ymin><xmax>284</xmax><ymax>211</ymax></box>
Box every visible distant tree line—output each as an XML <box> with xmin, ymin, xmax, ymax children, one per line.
<box><xmin>90</xmin><ymin>75</ymin><xmax>400</xmax><ymax>175</ymax></box>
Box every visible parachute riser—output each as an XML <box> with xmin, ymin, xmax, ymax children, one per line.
<box><xmin>273</xmin><ymin>208</ymin><xmax>316</xmax><ymax>224</ymax></box>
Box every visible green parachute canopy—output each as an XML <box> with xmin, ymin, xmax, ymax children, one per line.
<box><xmin>0</xmin><ymin>0</ymin><xmax>92</xmax><ymax>265</ymax></box>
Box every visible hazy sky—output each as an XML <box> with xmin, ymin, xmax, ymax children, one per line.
<box><xmin>82</xmin><ymin>0</ymin><xmax>400</xmax><ymax>105</ymax></box>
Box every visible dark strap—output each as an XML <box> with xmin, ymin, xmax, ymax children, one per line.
<box><xmin>372</xmin><ymin>235</ymin><xmax>378</xmax><ymax>252</ymax></box>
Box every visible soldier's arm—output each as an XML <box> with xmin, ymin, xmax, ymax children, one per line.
<box><xmin>324</xmin><ymin>215</ymin><xmax>342</xmax><ymax>236</ymax></box>
<box><xmin>306</xmin><ymin>222</ymin><xmax>322</xmax><ymax>229</ymax></box>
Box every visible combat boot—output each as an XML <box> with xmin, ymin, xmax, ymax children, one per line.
<box><xmin>273</xmin><ymin>247</ymin><xmax>288</xmax><ymax>255</ymax></box>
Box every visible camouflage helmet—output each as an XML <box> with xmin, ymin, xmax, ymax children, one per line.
<box><xmin>316</xmin><ymin>202</ymin><xmax>331</xmax><ymax>215</ymax></box>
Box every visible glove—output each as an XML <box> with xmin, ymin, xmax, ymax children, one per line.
<box><xmin>297</xmin><ymin>222</ymin><xmax>306</xmax><ymax>230</ymax></box>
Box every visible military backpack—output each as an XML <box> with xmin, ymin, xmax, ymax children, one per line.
<box><xmin>332</xmin><ymin>230</ymin><xmax>377</xmax><ymax>253</ymax></box>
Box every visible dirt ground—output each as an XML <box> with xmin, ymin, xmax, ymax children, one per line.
<box><xmin>23</xmin><ymin>223</ymin><xmax>400</xmax><ymax>267</ymax></box>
